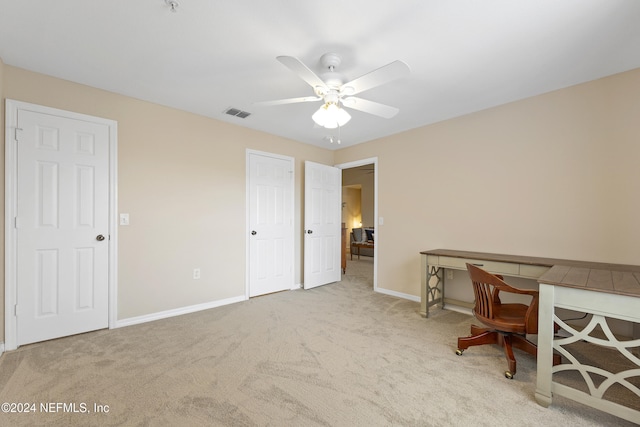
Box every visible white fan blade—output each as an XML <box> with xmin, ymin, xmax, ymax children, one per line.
<box><xmin>341</xmin><ymin>60</ymin><xmax>410</xmax><ymax>95</ymax></box>
<box><xmin>342</xmin><ymin>97</ymin><xmax>399</xmax><ymax>119</ymax></box>
<box><xmin>254</xmin><ymin>96</ymin><xmax>322</xmax><ymax>106</ymax></box>
<box><xmin>277</xmin><ymin>56</ymin><xmax>328</xmax><ymax>91</ymax></box>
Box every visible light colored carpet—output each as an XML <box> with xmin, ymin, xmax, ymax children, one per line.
<box><xmin>0</xmin><ymin>257</ymin><xmax>635</xmax><ymax>426</ymax></box>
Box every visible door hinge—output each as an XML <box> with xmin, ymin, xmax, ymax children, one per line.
<box><xmin>14</xmin><ymin>217</ymin><xmax>19</xmax><ymax>229</ymax></box>
<box><xmin>14</xmin><ymin>304</ymin><xmax>18</xmax><ymax>316</ymax></box>
<box><xmin>14</xmin><ymin>127</ymin><xmax>23</xmax><ymax>142</ymax></box>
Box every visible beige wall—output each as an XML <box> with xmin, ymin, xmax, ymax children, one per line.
<box><xmin>2</xmin><ymin>60</ymin><xmax>639</xmax><ymax>342</ymax></box>
<box><xmin>1</xmin><ymin>65</ymin><xmax>333</xmax><ymax>330</ymax></box>
<box><xmin>335</xmin><ymin>68</ymin><xmax>640</xmax><ymax>297</ymax></box>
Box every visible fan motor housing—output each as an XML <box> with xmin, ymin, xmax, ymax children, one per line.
<box><xmin>320</xmin><ymin>53</ymin><xmax>345</xmax><ymax>88</ymax></box>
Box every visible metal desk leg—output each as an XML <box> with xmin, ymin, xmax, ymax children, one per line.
<box><xmin>428</xmin><ymin>266</ymin><xmax>444</xmax><ymax>317</ymax></box>
<box><xmin>421</xmin><ymin>260</ymin><xmax>444</xmax><ymax>318</ymax></box>
<box><xmin>535</xmin><ymin>283</ymin><xmax>555</xmax><ymax>408</ymax></box>
<box><xmin>420</xmin><ymin>255</ymin><xmax>428</xmax><ymax>317</ymax></box>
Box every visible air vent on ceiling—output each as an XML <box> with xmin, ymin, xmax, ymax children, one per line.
<box><xmin>225</xmin><ymin>108</ymin><xmax>251</xmax><ymax>119</ymax></box>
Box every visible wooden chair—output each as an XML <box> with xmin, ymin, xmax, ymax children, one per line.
<box><xmin>456</xmin><ymin>263</ymin><xmax>561</xmax><ymax>379</ymax></box>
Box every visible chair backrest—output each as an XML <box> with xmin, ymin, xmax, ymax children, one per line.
<box><xmin>466</xmin><ymin>263</ymin><xmax>502</xmax><ymax>321</ymax></box>
<box><xmin>465</xmin><ymin>263</ymin><xmax>539</xmax><ymax>333</ymax></box>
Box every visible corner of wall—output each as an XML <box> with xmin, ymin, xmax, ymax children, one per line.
<box><xmin>1</xmin><ymin>55</ymin><xmax>5</xmax><ymax>131</ymax></box>
<box><xmin>0</xmin><ymin>55</ymin><xmax>5</xmax><ymax>343</ymax></box>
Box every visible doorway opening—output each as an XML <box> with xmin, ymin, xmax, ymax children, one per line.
<box><xmin>336</xmin><ymin>158</ymin><xmax>377</xmax><ymax>292</ymax></box>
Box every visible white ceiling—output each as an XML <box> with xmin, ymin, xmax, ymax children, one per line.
<box><xmin>1</xmin><ymin>1</ymin><xmax>640</xmax><ymax>150</ymax></box>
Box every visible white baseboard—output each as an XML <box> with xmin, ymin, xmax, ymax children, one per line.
<box><xmin>375</xmin><ymin>287</ymin><xmax>420</xmax><ymax>302</ymax></box>
<box><xmin>114</xmin><ymin>295</ymin><xmax>246</xmax><ymax>328</ymax></box>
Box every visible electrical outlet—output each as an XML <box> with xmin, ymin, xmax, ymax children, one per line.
<box><xmin>446</xmin><ymin>270</ymin><xmax>454</xmax><ymax>280</ymax></box>
<box><xmin>193</xmin><ymin>268</ymin><xmax>201</xmax><ymax>279</ymax></box>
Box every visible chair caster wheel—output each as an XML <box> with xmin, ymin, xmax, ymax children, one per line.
<box><xmin>455</xmin><ymin>349</ymin><xmax>464</xmax><ymax>356</ymax></box>
<box><xmin>505</xmin><ymin>371</ymin><xmax>514</xmax><ymax>379</ymax></box>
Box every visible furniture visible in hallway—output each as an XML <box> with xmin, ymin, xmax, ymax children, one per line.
<box><xmin>341</xmin><ymin>223</ymin><xmax>347</xmax><ymax>273</ymax></box>
<box><xmin>351</xmin><ymin>241</ymin><xmax>374</xmax><ymax>260</ymax></box>
<box><xmin>350</xmin><ymin>228</ymin><xmax>374</xmax><ymax>258</ymax></box>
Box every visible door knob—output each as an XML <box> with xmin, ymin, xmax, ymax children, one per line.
<box><xmin>251</xmin><ymin>230</ymin><xmax>257</xmax><ymax>235</ymax></box>
<box><xmin>307</xmin><ymin>230</ymin><xmax>313</xmax><ymax>234</ymax></box>
<box><xmin>96</xmin><ymin>234</ymin><xmax>105</xmax><ymax>241</ymax></box>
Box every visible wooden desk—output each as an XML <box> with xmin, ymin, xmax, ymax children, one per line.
<box><xmin>421</xmin><ymin>249</ymin><xmax>556</xmax><ymax>318</ymax></box>
<box><xmin>420</xmin><ymin>249</ymin><xmax>640</xmax><ymax>318</ymax></box>
<box><xmin>535</xmin><ymin>265</ymin><xmax>640</xmax><ymax>424</ymax></box>
<box><xmin>351</xmin><ymin>241</ymin><xmax>374</xmax><ymax>260</ymax></box>
<box><xmin>341</xmin><ymin>224</ymin><xmax>346</xmax><ymax>273</ymax></box>
<box><xmin>420</xmin><ymin>249</ymin><xmax>640</xmax><ymax>422</ymax></box>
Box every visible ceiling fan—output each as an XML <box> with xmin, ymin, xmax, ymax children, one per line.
<box><xmin>256</xmin><ymin>53</ymin><xmax>410</xmax><ymax>129</ymax></box>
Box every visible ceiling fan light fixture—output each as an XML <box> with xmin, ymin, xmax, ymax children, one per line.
<box><xmin>314</xmin><ymin>86</ymin><xmax>328</xmax><ymax>96</ymax></box>
<box><xmin>334</xmin><ymin>106</ymin><xmax>351</xmax><ymax>127</ymax></box>
<box><xmin>341</xmin><ymin>86</ymin><xmax>355</xmax><ymax>96</ymax></box>
<box><xmin>312</xmin><ymin>102</ymin><xmax>351</xmax><ymax>129</ymax></box>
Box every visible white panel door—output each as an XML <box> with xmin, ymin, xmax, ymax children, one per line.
<box><xmin>248</xmin><ymin>152</ymin><xmax>294</xmax><ymax>297</ymax></box>
<box><xmin>16</xmin><ymin>110</ymin><xmax>110</xmax><ymax>346</ymax></box>
<box><xmin>304</xmin><ymin>161</ymin><xmax>341</xmax><ymax>289</ymax></box>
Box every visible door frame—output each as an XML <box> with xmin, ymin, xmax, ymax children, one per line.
<box><xmin>4</xmin><ymin>99</ymin><xmax>119</xmax><ymax>351</ymax></box>
<box><xmin>335</xmin><ymin>157</ymin><xmax>378</xmax><ymax>292</ymax></box>
<box><xmin>245</xmin><ymin>149</ymin><xmax>295</xmax><ymax>299</ymax></box>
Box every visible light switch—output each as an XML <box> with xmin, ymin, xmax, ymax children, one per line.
<box><xmin>379</xmin><ymin>217</ymin><xmax>384</xmax><ymax>225</ymax></box>
<box><xmin>119</xmin><ymin>213</ymin><xmax>130</xmax><ymax>226</ymax></box>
